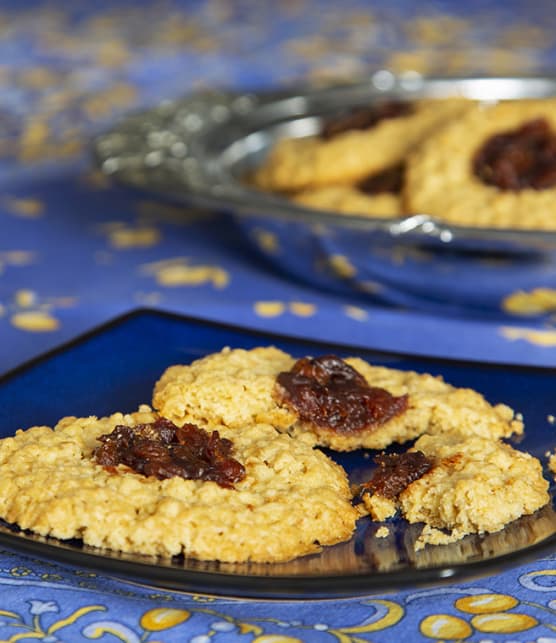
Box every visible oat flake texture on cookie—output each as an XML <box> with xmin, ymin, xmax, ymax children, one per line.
<box><xmin>0</xmin><ymin>406</ymin><xmax>358</xmax><ymax>562</ymax></box>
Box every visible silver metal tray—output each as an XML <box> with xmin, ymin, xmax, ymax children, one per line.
<box><xmin>92</xmin><ymin>75</ymin><xmax>556</xmax><ymax>314</ymax></box>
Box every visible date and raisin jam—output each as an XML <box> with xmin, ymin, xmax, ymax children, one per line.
<box><xmin>473</xmin><ymin>117</ymin><xmax>556</xmax><ymax>190</ymax></box>
<box><xmin>275</xmin><ymin>355</ymin><xmax>408</xmax><ymax>433</ymax></box>
<box><xmin>320</xmin><ymin>101</ymin><xmax>413</xmax><ymax>140</ymax></box>
<box><xmin>94</xmin><ymin>417</ymin><xmax>245</xmax><ymax>488</ymax></box>
<box><xmin>361</xmin><ymin>451</ymin><xmax>433</xmax><ymax>499</ymax></box>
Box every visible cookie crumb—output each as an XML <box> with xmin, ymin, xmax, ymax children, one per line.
<box><xmin>548</xmin><ymin>451</ymin><xmax>556</xmax><ymax>476</ymax></box>
<box><xmin>415</xmin><ymin>525</ymin><xmax>463</xmax><ymax>551</ymax></box>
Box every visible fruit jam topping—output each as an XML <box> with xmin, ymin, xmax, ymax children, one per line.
<box><xmin>361</xmin><ymin>450</ymin><xmax>433</xmax><ymax>499</ymax></box>
<box><xmin>473</xmin><ymin>117</ymin><xmax>556</xmax><ymax>190</ymax></box>
<box><xmin>276</xmin><ymin>355</ymin><xmax>408</xmax><ymax>433</ymax></box>
<box><xmin>94</xmin><ymin>417</ymin><xmax>245</xmax><ymax>488</ymax></box>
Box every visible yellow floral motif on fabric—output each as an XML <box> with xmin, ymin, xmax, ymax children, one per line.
<box><xmin>385</xmin><ymin>46</ymin><xmax>537</xmax><ymax>76</ymax></box>
<box><xmin>496</xmin><ymin>24</ymin><xmax>551</xmax><ymax>48</ymax></box>
<box><xmin>406</xmin><ymin>16</ymin><xmax>470</xmax><ymax>47</ymax></box>
<box><xmin>141</xmin><ymin>258</ymin><xmax>229</xmax><ymax>288</ymax></box>
<box><xmin>82</xmin><ymin>83</ymin><xmax>137</xmax><ymax>119</ymax></box>
<box><xmin>343</xmin><ymin>305</ymin><xmax>368</xmax><ymax>321</ymax></box>
<box><xmin>11</xmin><ymin>310</ymin><xmax>60</xmax><ymax>332</ymax></box>
<box><xmin>6</xmin><ymin>290</ymin><xmax>76</xmax><ymax>333</ymax></box>
<box><xmin>500</xmin><ymin>326</ymin><xmax>556</xmax><ymax>347</ymax></box>
<box><xmin>14</xmin><ymin>289</ymin><xmax>37</xmax><ymax>308</ymax></box>
<box><xmin>254</xmin><ymin>301</ymin><xmax>317</xmax><ymax>318</ymax></box>
<box><xmin>455</xmin><ymin>593</ymin><xmax>518</xmax><ymax>613</ymax></box>
<box><xmin>139</xmin><ymin>608</ymin><xmax>190</xmax><ymax>630</ymax></box>
<box><xmin>328</xmin><ymin>254</ymin><xmax>356</xmax><ymax>279</ymax></box>
<box><xmin>420</xmin><ymin>592</ymin><xmax>554</xmax><ymax>640</ymax></box>
<box><xmin>16</xmin><ymin>120</ymin><xmax>82</xmax><ymax>163</ymax></box>
<box><xmin>288</xmin><ymin>301</ymin><xmax>316</xmax><ymax>317</ymax></box>
<box><xmin>471</xmin><ymin>612</ymin><xmax>538</xmax><ymax>633</ymax></box>
<box><xmin>18</xmin><ymin>66</ymin><xmax>63</xmax><ymax>89</ymax></box>
<box><xmin>420</xmin><ymin>613</ymin><xmax>473</xmax><ymax>639</ymax></box>
<box><xmin>0</xmin><ymin>603</ymin><xmax>105</xmax><ymax>642</ymax></box>
<box><xmin>2</xmin><ymin>197</ymin><xmax>44</xmax><ymax>218</ymax></box>
<box><xmin>100</xmin><ymin>222</ymin><xmax>162</xmax><ymax>249</ymax></box>
<box><xmin>503</xmin><ymin>288</ymin><xmax>556</xmax><ymax>315</ymax></box>
<box><xmin>254</xmin><ymin>301</ymin><xmax>286</xmax><ymax>317</ymax></box>
<box><xmin>251</xmin><ymin>228</ymin><xmax>280</xmax><ymax>254</ymax></box>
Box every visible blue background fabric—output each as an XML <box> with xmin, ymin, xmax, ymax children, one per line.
<box><xmin>1</xmin><ymin>1</ymin><xmax>556</xmax><ymax>641</ymax></box>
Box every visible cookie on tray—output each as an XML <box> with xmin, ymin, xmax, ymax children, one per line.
<box><xmin>0</xmin><ymin>406</ymin><xmax>358</xmax><ymax>562</ymax></box>
<box><xmin>404</xmin><ymin>99</ymin><xmax>556</xmax><ymax>230</ymax></box>
<box><xmin>251</xmin><ymin>98</ymin><xmax>472</xmax><ymax>193</ymax></box>
<box><xmin>293</xmin><ymin>160</ymin><xmax>405</xmax><ymax>218</ymax></box>
<box><xmin>153</xmin><ymin>347</ymin><xmax>523</xmax><ymax>452</ymax></box>
<box><xmin>362</xmin><ymin>433</ymin><xmax>549</xmax><ymax>549</ymax></box>
<box><xmin>293</xmin><ymin>185</ymin><xmax>402</xmax><ymax>218</ymax></box>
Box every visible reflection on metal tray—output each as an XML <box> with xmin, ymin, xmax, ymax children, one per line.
<box><xmin>93</xmin><ymin>75</ymin><xmax>556</xmax><ymax>315</ymax></box>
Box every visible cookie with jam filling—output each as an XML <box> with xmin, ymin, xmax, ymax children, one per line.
<box><xmin>251</xmin><ymin>98</ymin><xmax>472</xmax><ymax>193</ymax></box>
<box><xmin>152</xmin><ymin>347</ymin><xmax>523</xmax><ymax>452</ymax></box>
<box><xmin>292</xmin><ymin>162</ymin><xmax>404</xmax><ymax>218</ymax></box>
<box><xmin>0</xmin><ymin>405</ymin><xmax>357</xmax><ymax>562</ymax></box>
<box><xmin>404</xmin><ymin>99</ymin><xmax>556</xmax><ymax>229</ymax></box>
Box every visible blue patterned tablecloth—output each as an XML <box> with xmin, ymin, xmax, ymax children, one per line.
<box><xmin>1</xmin><ymin>2</ymin><xmax>556</xmax><ymax>641</ymax></box>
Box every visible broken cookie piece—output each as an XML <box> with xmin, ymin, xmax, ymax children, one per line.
<box><xmin>361</xmin><ymin>432</ymin><xmax>549</xmax><ymax>549</ymax></box>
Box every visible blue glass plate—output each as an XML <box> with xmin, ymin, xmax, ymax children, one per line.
<box><xmin>0</xmin><ymin>309</ymin><xmax>554</xmax><ymax>599</ymax></box>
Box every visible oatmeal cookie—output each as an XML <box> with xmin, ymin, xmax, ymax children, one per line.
<box><xmin>0</xmin><ymin>406</ymin><xmax>358</xmax><ymax>562</ymax></box>
<box><xmin>293</xmin><ymin>185</ymin><xmax>402</xmax><ymax>218</ymax></box>
<box><xmin>153</xmin><ymin>348</ymin><xmax>522</xmax><ymax>452</ymax></box>
<box><xmin>251</xmin><ymin>98</ymin><xmax>471</xmax><ymax>192</ymax></box>
<box><xmin>404</xmin><ymin>99</ymin><xmax>556</xmax><ymax>230</ymax></box>
<box><xmin>362</xmin><ymin>433</ymin><xmax>549</xmax><ymax>549</ymax></box>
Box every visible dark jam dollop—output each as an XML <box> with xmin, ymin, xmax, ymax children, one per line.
<box><xmin>94</xmin><ymin>417</ymin><xmax>245</xmax><ymax>488</ymax></box>
<box><xmin>357</xmin><ymin>162</ymin><xmax>405</xmax><ymax>195</ymax></box>
<box><xmin>473</xmin><ymin>117</ymin><xmax>556</xmax><ymax>190</ymax></box>
<box><xmin>320</xmin><ymin>101</ymin><xmax>413</xmax><ymax>140</ymax></box>
<box><xmin>275</xmin><ymin>355</ymin><xmax>408</xmax><ymax>433</ymax></box>
<box><xmin>361</xmin><ymin>451</ymin><xmax>433</xmax><ymax>499</ymax></box>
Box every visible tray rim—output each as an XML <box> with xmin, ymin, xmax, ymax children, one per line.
<box><xmin>92</xmin><ymin>73</ymin><xmax>556</xmax><ymax>251</ymax></box>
